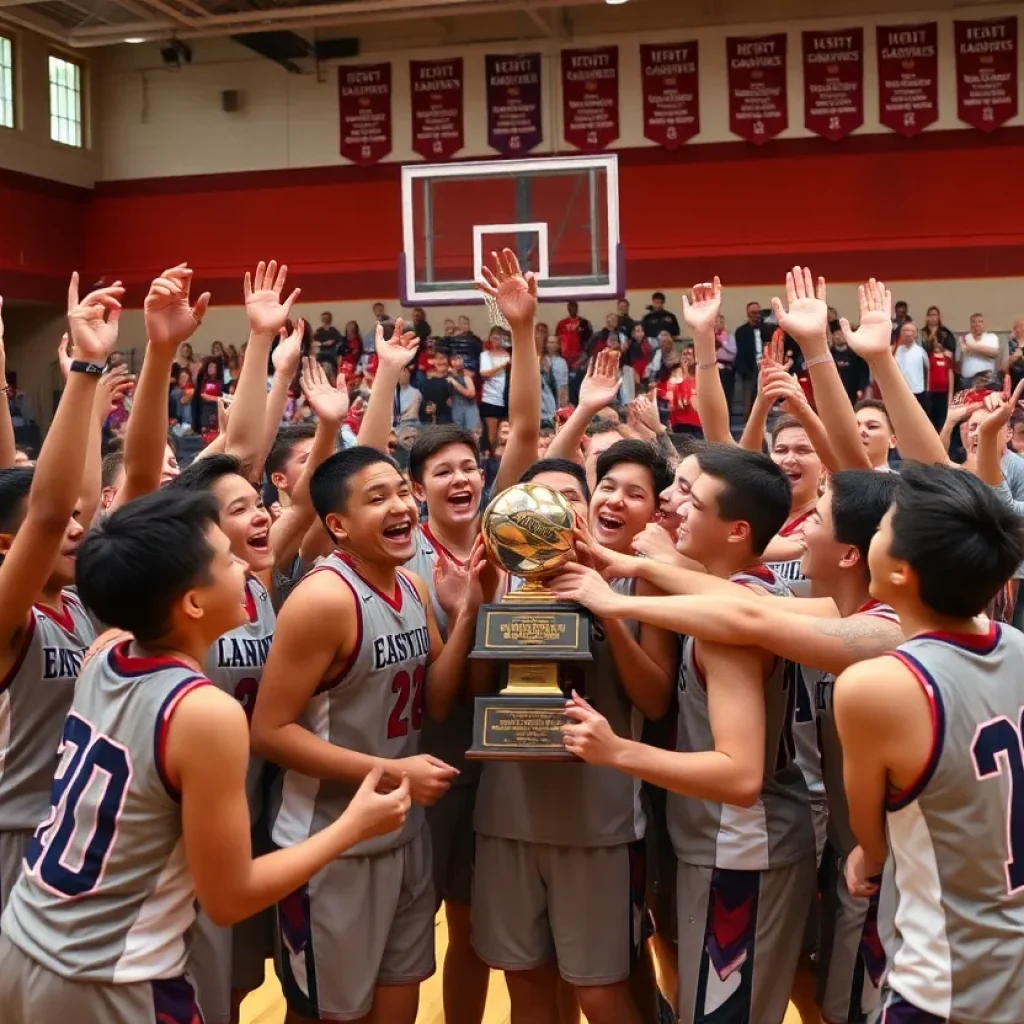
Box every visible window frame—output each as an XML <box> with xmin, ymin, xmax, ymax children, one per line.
<box><xmin>0</xmin><ymin>31</ymin><xmax>16</xmax><ymax>132</ymax></box>
<box><xmin>47</xmin><ymin>49</ymin><xmax>86</xmax><ymax>149</ymax></box>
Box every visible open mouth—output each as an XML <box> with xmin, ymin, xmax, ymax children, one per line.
<box><xmin>447</xmin><ymin>492</ymin><xmax>474</xmax><ymax>511</ymax></box>
<box><xmin>595</xmin><ymin>511</ymin><xmax>625</xmax><ymax>535</ymax></box>
<box><xmin>383</xmin><ymin>521</ymin><xmax>414</xmax><ymax>543</ymax></box>
<box><xmin>247</xmin><ymin>533</ymin><xmax>269</xmax><ymax>552</ymax></box>
<box><xmin>783</xmin><ymin>470</ymin><xmax>802</xmax><ymax>484</ymax></box>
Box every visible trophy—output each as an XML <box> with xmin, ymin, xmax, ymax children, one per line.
<box><xmin>466</xmin><ymin>483</ymin><xmax>593</xmax><ymax>761</ymax></box>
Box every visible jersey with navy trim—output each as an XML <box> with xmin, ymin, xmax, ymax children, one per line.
<box><xmin>0</xmin><ymin>641</ymin><xmax>206</xmax><ymax>982</ymax></box>
<box><xmin>475</xmin><ymin>575</ymin><xmax>646</xmax><ymax>847</ymax></box>
<box><xmin>0</xmin><ymin>590</ymin><xmax>96</xmax><ymax>830</ymax></box>
<box><xmin>404</xmin><ymin>523</ymin><xmax>478</xmax><ymax>786</ymax></box>
<box><xmin>882</xmin><ymin>622</ymin><xmax>1024</xmax><ymax>1023</ymax></box>
<box><xmin>205</xmin><ymin>575</ymin><xmax>276</xmax><ymax>817</ymax></box>
<box><xmin>814</xmin><ymin>600</ymin><xmax>900</xmax><ymax>856</ymax></box>
<box><xmin>667</xmin><ymin>566</ymin><xmax>814</xmax><ymax>869</ymax></box>
<box><xmin>272</xmin><ymin>552</ymin><xmax>430</xmax><ymax>857</ymax></box>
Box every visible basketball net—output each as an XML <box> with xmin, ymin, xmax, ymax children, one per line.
<box><xmin>483</xmin><ymin>291</ymin><xmax>511</xmax><ymax>332</ymax></box>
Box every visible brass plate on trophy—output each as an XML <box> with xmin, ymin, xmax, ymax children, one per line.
<box><xmin>479</xmin><ymin>608</ymin><xmax>584</xmax><ymax>655</ymax></box>
<box><xmin>466</xmin><ymin>696</ymin><xmax>576</xmax><ymax>761</ymax></box>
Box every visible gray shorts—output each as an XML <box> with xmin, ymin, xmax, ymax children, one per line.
<box><xmin>676</xmin><ymin>856</ymin><xmax>816</xmax><ymax>1024</ymax></box>
<box><xmin>472</xmin><ymin>835</ymin><xmax>645</xmax><ymax>986</ymax></box>
<box><xmin>0</xmin><ymin>830</ymin><xmax>31</xmax><ymax>916</ymax></box>
<box><xmin>426</xmin><ymin>783</ymin><xmax>476</xmax><ymax>907</ymax></box>
<box><xmin>817</xmin><ymin>847</ymin><xmax>885</xmax><ymax>1023</ymax></box>
<box><xmin>0</xmin><ymin>934</ymin><xmax>202</xmax><ymax>1023</ymax></box>
<box><xmin>275</xmin><ymin>826</ymin><xmax>435</xmax><ymax>1021</ymax></box>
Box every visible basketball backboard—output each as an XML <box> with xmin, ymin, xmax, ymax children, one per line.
<box><xmin>400</xmin><ymin>154</ymin><xmax>622</xmax><ymax>305</ymax></box>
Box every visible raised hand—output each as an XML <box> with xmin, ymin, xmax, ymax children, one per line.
<box><xmin>300</xmin><ymin>356</ymin><xmax>349</xmax><ymax>426</ymax></box>
<box><xmin>217</xmin><ymin>395</ymin><xmax>231</xmax><ymax>433</ymax></box>
<box><xmin>273</xmin><ymin>320</ymin><xmax>304</xmax><ymax>379</ymax></box>
<box><xmin>476</xmin><ymin>248</ymin><xmax>538</xmax><ymax>332</ymax></box>
<box><xmin>840</xmin><ymin>278</ymin><xmax>893</xmax><ymax>362</ymax></box>
<box><xmin>56</xmin><ymin>333</ymin><xmax>73</xmax><ymax>382</ymax></box>
<box><xmin>562</xmin><ymin>690</ymin><xmax>623</xmax><ymax>766</ymax></box>
<box><xmin>681</xmin><ymin>277</ymin><xmax>722</xmax><ymax>335</ymax></box>
<box><xmin>577</xmin><ymin>348</ymin><xmax>621</xmax><ymax>411</ymax></box>
<box><xmin>343</xmin><ymin>768</ymin><xmax>411</xmax><ymax>844</ymax></box>
<box><xmin>632</xmin><ymin>394</ymin><xmax>662</xmax><ymax>435</ymax></box>
<box><xmin>771</xmin><ymin>267</ymin><xmax>828</xmax><ymax>343</ymax></box>
<box><xmin>375</xmin><ymin>317</ymin><xmax>420</xmax><ymax>374</ymax></box>
<box><xmin>548</xmin><ymin>561</ymin><xmax>622</xmax><ymax>616</ymax></box>
<box><xmin>96</xmin><ymin>364</ymin><xmax>135</xmax><ymax>417</ymax></box>
<box><xmin>978</xmin><ymin>378</ymin><xmax>1024</xmax><ymax>435</ymax></box>
<box><xmin>66</xmin><ymin>272</ymin><xmax>125</xmax><ymax>365</ymax></box>
<box><xmin>433</xmin><ymin>550</ymin><xmax>469</xmax><ymax>624</ymax></box>
<box><xmin>243</xmin><ymin>260</ymin><xmax>300</xmax><ymax>336</ymax></box>
<box><xmin>760</xmin><ymin>363</ymin><xmax>808</xmax><ymax>414</ymax></box>
<box><xmin>143</xmin><ymin>264</ymin><xmax>210</xmax><ymax>348</ymax></box>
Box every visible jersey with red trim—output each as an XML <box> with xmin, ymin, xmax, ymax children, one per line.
<box><xmin>0</xmin><ymin>590</ymin><xmax>96</xmax><ymax>830</ymax></box>
<box><xmin>205</xmin><ymin>575</ymin><xmax>276</xmax><ymax>817</ymax></box>
<box><xmin>882</xmin><ymin>622</ymin><xmax>1024</xmax><ymax>1023</ymax></box>
<box><xmin>667</xmin><ymin>566</ymin><xmax>815</xmax><ymax>869</ymax></box>
<box><xmin>814</xmin><ymin>600</ymin><xmax>900</xmax><ymax>856</ymax></box>
<box><xmin>1</xmin><ymin>642</ymin><xmax>206</xmax><ymax>982</ymax></box>
<box><xmin>272</xmin><ymin>552</ymin><xmax>429</xmax><ymax>857</ymax></box>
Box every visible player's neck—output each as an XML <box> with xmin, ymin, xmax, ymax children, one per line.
<box><xmin>828</xmin><ymin>572</ymin><xmax>873</xmax><ymax>619</ymax></box>
<box><xmin>36</xmin><ymin>585</ymin><xmax>66</xmax><ymax>613</ymax></box>
<box><xmin>894</xmin><ymin>598</ymin><xmax>987</xmax><ymax>640</ymax></box>
<box><xmin>423</xmin><ymin>515</ymin><xmax>478</xmax><ymax>563</ymax></box>
<box><xmin>339</xmin><ymin>549</ymin><xmax>398</xmax><ymax>595</ymax></box>
<box><xmin>703</xmin><ymin>550</ymin><xmax>761</xmax><ymax>581</ymax></box>
<box><xmin>129</xmin><ymin>635</ymin><xmax>207</xmax><ymax>674</ymax></box>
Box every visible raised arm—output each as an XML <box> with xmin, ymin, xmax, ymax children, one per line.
<box><xmin>683</xmin><ymin>277</ymin><xmax>733</xmax><ymax>444</ymax></box>
<box><xmin>546</xmin><ymin>349</ymin><xmax>622</xmax><ymax>463</ymax></box>
<box><xmin>259</xmin><ymin>321</ymin><xmax>303</xmax><ymax>469</ymax></box>
<box><xmin>0</xmin><ymin>300</ymin><xmax>16</xmax><ymax>470</ymax></box>
<box><xmin>976</xmin><ymin>382</ymin><xmax>1024</xmax><ymax>487</ymax></box>
<box><xmin>81</xmin><ymin>366</ymin><xmax>133</xmax><ymax>526</ymax></box>
<box><xmin>356</xmin><ymin>319</ymin><xmax>419</xmax><ymax>452</ymax></box>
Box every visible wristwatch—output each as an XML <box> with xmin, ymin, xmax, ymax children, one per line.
<box><xmin>69</xmin><ymin>360</ymin><xmax>106</xmax><ymax>376</ymax></box>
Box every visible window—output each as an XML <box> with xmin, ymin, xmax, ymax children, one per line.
<box><xmin>0</xmin><ymin>35</ymin><xmax>13</xmax><ymax>129</ymax></box>
<box><xmin>48</xmin><ymin>54</ymin><xmax>82</xmax><ymax>147</ymax></box>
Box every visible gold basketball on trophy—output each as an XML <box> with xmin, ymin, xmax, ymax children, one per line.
<box><xmin>481</xmin><ymin>483</ymin><xmax>575</xmax><ymax>582</ymax></box>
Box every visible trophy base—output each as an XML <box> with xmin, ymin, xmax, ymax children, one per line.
<box><xmin>466</xmin><ymin>695</ymin><xmax>576</xmax><ymax>762</ymax></box>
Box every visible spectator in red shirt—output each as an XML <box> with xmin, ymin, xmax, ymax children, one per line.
<box><xmin>667</xmin><ymin>346</ymin><xmax>702</xmax><ymax>437</ymax></box>
<box><xmin>926</xmin><ymin>334</ymin><xmax>955</xmax><ymax>431</ymax></box>
<box><xmin>555</xmin><ymin>301</ymin><xmax>593</xmax><ymax>367</ymax></box>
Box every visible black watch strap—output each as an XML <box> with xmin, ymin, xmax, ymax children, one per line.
<box><xmin>69</xmin><ymin>360</ymin><xmax>106</xmax><ymax>376</ymax></box>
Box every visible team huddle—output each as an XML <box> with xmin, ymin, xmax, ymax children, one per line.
<box><xmin>0</xmin><ymin>254</ymin><xmax>1020</xmax><ymax>1024</ymax></box>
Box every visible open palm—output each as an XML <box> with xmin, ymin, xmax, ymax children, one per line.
<box><xmin>244</xmin><ymin>260</ymin><xmax>300</xmax><ymax>335</ymax></box>
<box><xmin>840</xmin><ymin>279</ymin><xmax>892</xmax><ymax>361</ymax></box>
<box><xmin>301</xmin><ymin>357</ymin><xmax>350</xmax><ymax>425</ymax></box>
<box><xmin>477</xmin><ymin>249</ymin><xmax>538</xmax><ymax>331</ymax></box>
<box><xmin>578</xmin><ymin>349</ymin><xmax>621</xmax><ymax>410</ymax></box>
<box><xmin>144</xmin><ymin>264</ymin><xmax>210</xmax><ymax>348</ymax></box>
<box><xmin>273</xmin><ymin>320</ymin><xmax>303</xmax><ymax>378</ymax></box>
<box><xmin>67</xmin><ymin>272</ymin><xmax>125</xmax><ymax>364</ymax></box>
<box><xmin>376</xmin><ymin>317</ymin><xmax>420</xmax><ymax>372</ymax></box>
<box><xmin>772</xmin><ymin>267</ymin><xmax>827</xmax><ymax>342</ymax></box>
<box><xmin>682</xmin><ymin>277</ymin><xmax>722</xmax><ymax>334</ymax></box>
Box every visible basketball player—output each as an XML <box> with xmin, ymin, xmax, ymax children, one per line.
<box><xmin>472</xmin><ymin>439</ymin><xmax>677</xmax><ymax>1024</ymax></box>
<box><xmin>835</xmin><ymin>464</ymin><xmax>1024</xmax><ymax>1024</ymax></box>
<box><xmin>0</xmin><ymin>275</ymin><xmax>124</xmax><ymax>913</ymax></box>
<box><xmin>250</xmin><ymin>447</ymin><xmax>484</xmax><ymax>1024</ymax></box>
<box><xmin>854</xmin><ymin>400</ymin><xmax>897</xmax><ymax>472</ymax></box>
<box><xmin>554</xmin><ymin>444</ymin><xmax>817</xmax><ymax>1024</ymax></box>
<box><xmin>0</xmin><ymin>488</ymin><xmax>411</xmax><ymax>1022</ymax></box>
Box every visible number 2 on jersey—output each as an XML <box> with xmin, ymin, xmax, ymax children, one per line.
<box><xmin>972</xmin><ymin>710</ymin><xmax>1024</xmax><ymax>894</ymax></box>
<box><xmin>387</xmin><ymin>665</ymin><xmax>426</xmax><ymax>738</ymax></box>
<box><xmin>25</xmin><ymin>714</ymin><xmax>132</xmax><ymax>898</ymax></box>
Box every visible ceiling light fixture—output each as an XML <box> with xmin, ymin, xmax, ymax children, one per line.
<box><xmin>124</xmin><ymin>37</ymin><xmax>146</xmax><ymax>44</ymax></box>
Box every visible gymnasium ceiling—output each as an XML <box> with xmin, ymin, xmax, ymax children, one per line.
<box><xmin>0</xmin><ymin>0</ymin><xmax>1012</xmax><ymax>58</ymax></box>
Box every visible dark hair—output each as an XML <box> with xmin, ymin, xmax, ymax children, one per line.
<box><xmin>695</xmin><ymin>444</ymin><xmax>791</xmax><ymax>555</ymax></box>
<box><xmin>830</xmin><ymin>470</ymin><xmax>899</xmax><ymax>563</ymax></box>
<box><xmin>586</xmin><ymin>419</ymin><xmax>620</xmax><ymax>438</ymax></box>
<box><xmin>670</xmin><ymin>434</ymin><xmax>703</xmax><ymax>459</ymax></box>
<box><xmin>520</xmin><ymin>458</ymin><xmax>591</xmax><ymax>503</ymax></box>
<box><xmin>595</xmin><ymin>439</ymin><xmax>673</xmax><ymax>497</ymax></box>
<box><xmin>894</xmin><ymin>300</ymin><xmax>908</xmax><ymax>310</ymax></box>
<box><xmin>76</xmin><ymin>489</ymin><xmax>221</xmax><ymax>642</ymax></box>
<box><xmin>310</xmin><ymin>446</ymin><xmax>399</xmax><ymax>523</ymax></box>
<box><xmin>890</xmin><ymin>463</ymin><xmax>1024</xmax><ymax>616</ymax></box>
<box><xmin>770</xmin><ymin>415</ymin><xmax>811</xmax><ymax>447</ymax></box>
<box><xmin>169</xmin><ymin>453</ymin><xmax>246</xmax><ymax>495</ymax></box>
<box><xmin>0</xmin><ymin>467</ymin><xmax>34</xmax><ymax>534</ymax></box>
<box><xmin>266</xmin><ymin>424</ymin><xmax>317</xmax><ymax>478</ymax></box>
<box><xmin>407</xmin><ymin>425</ymin><xmax>480</xmax><ymax>484</ymax></box>
<box><xmin>652</xmin><ymin>291</ymin><xmax>666</xmax><ymax>301</ymax></box>
<box><xmin>101</xmin><ymin>451</ymin><xmax>125</xmax><ymax>489</ymax></box>
<box><xmin>854</xmin><ymin>398</ymin><xmax>894</xmax><ymax>433</ymax></box>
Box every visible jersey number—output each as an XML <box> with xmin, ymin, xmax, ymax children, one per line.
<box><xmin>25</xmin><ymin>714</ymin><xmax>132</xmax><ymax>898</ymax></box>
<box><xmin>234</xmin><ymin>676</ymin><xmax>259</xmax><ymax>724</ymax></box>
<box><xmin>387</xmin><ymin>665</ymin><xmax>426</xmax><ymax>738</ymax></box>
<box><xmin>972</xmin><ymin>711</ymin><xmax>1024</xmax><ymax>894</ymax></box>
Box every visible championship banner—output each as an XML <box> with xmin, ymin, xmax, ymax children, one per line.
<box><xmin>561</xmin><ymin>46</ymin><xmax>619</xmax><ymax>152</ymax></box>
<box><xmin>640</xmin><ymin>42</ymin><xmax>700</xmax><ymax>150</ymax></box>
<box><xmin>802</xmin><ymin>28</ymin><xmax>863</xmax><ymax>141</ymax></box>
<box><xmin>338</xmin><ymin>63</ymin><xmax>392</xmax><ymax>166</ymax></box>
<box><xmin>876</xmin><ymin>23</ymin><xmax>939</xmax><ymax>136</ymax></box>
<box><xmin>954</xmin><ymin>16</ymin><xmax>1018</xmax><ymax>132</ymax></box>
<box><xmin>725</xmin><ymin>34</ymin><xmax>788</xmax><ymax>145</ymax></box>
<box><xmin>410</xmin><ymin>57</ymin><xmax>464</xmax><ymax>160</ymax></box>
<box><xmin>485</xmin><ymin>53</ymin><xmax>543</xmax><ymax>156</ymax></box>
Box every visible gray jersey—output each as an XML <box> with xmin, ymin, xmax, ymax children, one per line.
<box><xmin>1</xmin><ymin>641</ymin><xmax>207</xmax><ymax>982</ymax></box>
<box><xmin>205</xmin><ymin>575</ymin><xmax>275</xmax><ymax>816</ymax></box>
<box><xmin>273</xmin><ymin>553</ymin><xmax>430</xmax><ymax>857</ymax></box>
<box><xmin>883</xmin><ymin>622</ymin><xmax>1024</xmax><ymax>1023</ymax></box>
<box><xmin>404</xmin><ymin>523</ymin><xmax>478</xmax><ymax>786</ymax></box>
<box><xmin>667</xmin><ymin>566</ymin><xmax>814</xmax><ymax>869</ymax></box>
<box><xmin>0</xmin><ymin>592</ymin><xmax>96</xmax><ymax>831</ymax></box>
<box><xmin>475</xmin><ymin>576</ymin><xmax>646</xmax><ymax>847</ymax></box>
<box><xmin>815</xmin><ymin>600</ymin><xmax>899</xmax><ymax>856</ymax></box>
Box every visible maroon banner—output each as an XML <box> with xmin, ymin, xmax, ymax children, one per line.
<box><xmin>802</xmin><ymin>28</ymin><xmax>863</xmax><ymax>141</ymax></box>
<box><xmin>725</xmin><ymin>34</ymin><xmax>788</xmax><ymax>145</ymax></box>
<box><xmin>561</xmin><ymin>46</ymin><xmax>619</xmax><ymax>152</ymax></box>
<box><xmin>640</xmin><ymin>42</ymin><xmax>700</xmax><ymax>150</ymax></box>
<box><xmin>409</xmin><ymin>58</ymin><xmax>464</xmax><ymax>160</ymax></box>
<box><xmin>955</xmin><ymin>16</ymin><xmax>1018</xmax><ymax>132</ymax></box>
<box><xmin>338</xmin><ymin>63</ymin><xmax>392</xmax><ymax>166</ymax></box>
<box><xmin>485</xmin><ymin>53</ymin><xmax>542</xmax><ymax>156</ymax></box>
<box><xmin>876</xmin><ymin>23</ymin><xmax>939</xmax><ymax>136</ymax></box>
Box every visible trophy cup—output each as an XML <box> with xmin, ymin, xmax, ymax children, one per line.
<box><xmin>466</xmin><ymin>483</ymin><xmax>593</xmax><ymax>761</ymax></box>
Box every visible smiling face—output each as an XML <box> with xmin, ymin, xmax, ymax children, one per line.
<box><xmin>675</xmin><ymin>472</ymin><xmax>747</xmax><ymax>564</ymax></box>
<box><xmin>328</xmin><ymin>462</ymin><xmax>420</xmax><ymax>565</ymax></box>
<box><xmin>798</xmin><ymin>489</ymin><xmax>855</xmax><ymax>586</ymax></box>
<box><xmin>590</xmin><ymin>461</ymin><xmax>657</xmax><ymax>552</ymax></box>
<box><xmin>210</xmin><ymin>473</ymin><xmax>273</xmax><ymax>574</ymax></box>
<box><xmin>271</xmin><ymin>437</ymin><xmax>315</xmax><ymax>496</ymax></box>
<box><xmin>856</xmin><ymin>407</ymin><xmax>895</xmax><ymax>468</ymax></box>
<box><xmin>415</xmin><ymin>442</ymin><xmax>483</xmax><ymax>529</ymax></box>
<box><xmin>658</xmin><ymin>454</ymin><xmax>701</xmax><ymax>539</ymax></box>
<box><xmin>771</xmin><ymin>425</ymin><xmax>821</xmax><ymax>509</ymax></box>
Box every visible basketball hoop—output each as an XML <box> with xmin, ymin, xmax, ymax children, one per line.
<box><xmin>483</xmin><ymin>291</ymin><xmax>511</xmax><ymax>332</ymax></box>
